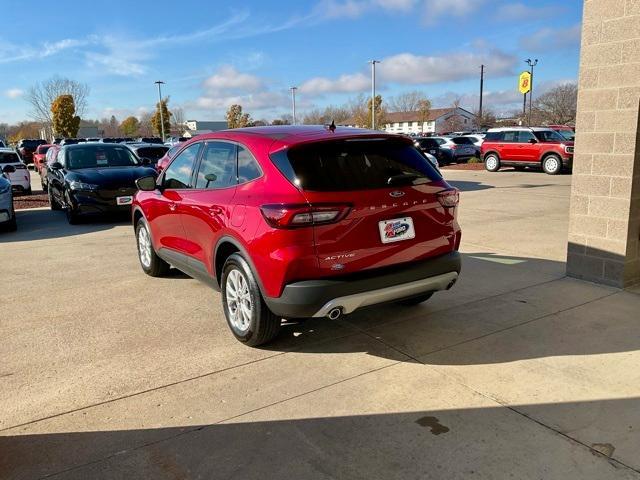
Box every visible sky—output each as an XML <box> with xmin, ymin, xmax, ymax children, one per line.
<box><xmin>0</xmin><ymin>0</ymin><xmax>583</xmax><ymax>124</ymax></box>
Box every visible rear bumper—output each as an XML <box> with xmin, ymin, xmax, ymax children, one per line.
<box><xmin>264</xmin><ymin>251</ymin><xmax>461</xmax><ymax>318</ymax></box>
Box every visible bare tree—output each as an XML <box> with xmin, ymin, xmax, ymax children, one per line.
<box><xmin>388</xmin><ymin>90</ymin><xmax>430</xmax><ymax>112</ymax></box>
<box><xmin>534</xmin><ymin>83</ymin><xmax>578</xmax><ymax>125</ymax></box>
<box><xmin>26</xmin><ymin>76</ymin><xmax>90</xmax><ymax>124</ymax></box>
<box><xmin>171</xmin><ymin>107</ymin><xmax>185</xmax><ymax>130</ymax></box>
<box><xmin>302</xmin><ymin>105</ymin><xmax>351</xmax><ymax>125</ymax></box>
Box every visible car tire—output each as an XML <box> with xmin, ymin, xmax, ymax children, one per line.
<box><xmin>48</xmin><ymin>188</ymin><xmax>62</xmax><ymax>211</ymax></box>
<box><xmin>136</xmin><ymin>218</ymin><xmax>170</xmax><ymax>277</ymax></box>
<box><xmin>397</xmin><ymin>292</ymin><xmax>433</xmax><ymax>306</ymax></box>
<box><xmin>542</xmin><ymin>154</ymin><xmax>562</xmax><ymax>175</ymax></box>
<box><xmin>221</xmin><ymin>253</ymin><xmax>281</xmax><ymax>346</ymax></box>
<box><xmin>484</xmin><ymin>153</ymin><xmax>501</xmax><ymax>172</ymax></box>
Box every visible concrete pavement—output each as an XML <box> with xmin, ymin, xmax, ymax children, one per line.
<box><xmin>1</xmin><ymin>170</ymin><xmax>639</xmax><ymax>479</ymax></box>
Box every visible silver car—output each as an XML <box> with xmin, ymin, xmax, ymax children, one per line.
<box><xmin>0</xmin><ymin>166</ymin><xmax>16</xmax><ymax>231</ymax></box>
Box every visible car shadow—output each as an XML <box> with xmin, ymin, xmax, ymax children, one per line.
<box><xmin>260</xmin><ymin>250</ymin><xmax>639</xmax><ymax>367</ymax></box>
<box><xmin>1</xmin><ymin>398</ymin><xmax>637</xmax><ymax>479</ymax></box>
<box><xmin>446</xmin><ymin>180</ymin><xmax>494</xmax><ymax>192</ymax></box>
<box><xmin>0</xmin><ymin>209</ymin><xmax>128</xmax><ymax>243</ymax></box>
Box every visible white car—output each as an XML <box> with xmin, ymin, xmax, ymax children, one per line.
<box><xmin>463</xmin><ymin>134</ymin><xmax>485</xmax><ymax>148</ymax></box>
<box><xmin>0</xmin><ymin>148</ymin><xmax>31</xmax><ymax>195</ymax></box>
<box><xmin>0</xmin><ymin>166</ymin><xmax>16</xmax><ymax>231</ymax></box>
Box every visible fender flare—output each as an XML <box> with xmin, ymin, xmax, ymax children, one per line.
<box><xmin>214</xmin><ymin>235</ymin><xmax>266</xmax><ymax>295</ymax></box>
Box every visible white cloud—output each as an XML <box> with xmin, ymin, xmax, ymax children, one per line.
<box><xmin>315</xmin><ymin>0</ymin><xmax>417</xmax><ymax>18</ymax></box>
<box><xmin>298</xmin><ymin>49</ymin><xmax>516</xmax><ymax>96</ymax></box>
<box><xmin>4</xmin><ymin>88</ymin><xmax>24</xmax><ymax>99</ymax></box>
<box><xmin>203</xmin><ymin>66</ymin><xmax>264</xmax><ymax>92</ymax></box>
<box><xmin>520</xmin><ymin>24</ymin><xmax>581</xmax><ymax>52</ymax></box>
<box><xmin>422</xmin><ymin>0</ymin><xmax>485</xmax><ymax>23</ymax></box>
<box><xmin>300</xmin><ymin>73</ymin><xmax>371</xmax><ymax>95</ymax></box>
<box><xmin>495</xmin><ymin>2</ymin><xmax>555</xmax><ymax>20</ymax></box>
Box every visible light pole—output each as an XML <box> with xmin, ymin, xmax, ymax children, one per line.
<box><xmin>154</xmin><ymin>80</ymin><xmax>166</xmax><ymax>142</ymax></box>
<box><xmin>525</xmin><ymin>59</ymin><xmax>538</xmax><ymax>126</ymax></box>
<box><xmin>479</xmin><ymin>64</ymin><xmax>485</xmax><ymax>127</ymax></box>
<box><xmin>290</xmin><ymin>86</ymin><xmax>298</xmax><ymax>125</ymax></box>
<box><xmin>370</xmin><ymin>60</ymin><xmax>380</xmax><ymax>130</ymax></box>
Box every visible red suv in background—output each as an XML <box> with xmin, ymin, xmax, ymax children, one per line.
<box><xmin>132</xmin><ymin>126</ymin><xmax>462</xmax><ymax>346</ymax></box>
<box><xmin>33</xmin><ymin>144</ymin><xmax>53</xmax><ymax>174</ymax></box>
<box><xmin>481</xmin><ymin>127</ymin><xmax>574</xmax><ymax>175</ymax></box>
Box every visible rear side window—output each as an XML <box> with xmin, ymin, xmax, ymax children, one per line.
<box><xmin>237</xmin><ymin>146</ymin><xmax>262</xmax><ymax>183</ymax></box>
<box><xmin>484</xmin><ymin>132</ymin><xmax>503</xmax><ymax>142</ymax></box>
<box><xmin>272</xmin><ymin>139</ymin><xmax>441</xmax><ymax>192</ymax></box>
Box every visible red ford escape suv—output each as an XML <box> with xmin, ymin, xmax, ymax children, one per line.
<box><xmin>481</xmin><ymin>127</ymin><xmax>574</xmax><ymax>175</ymax></box>
<box><xmin>132</xmin><ymin>126</ymin><xmax>461</xmax><ymax>346</ymax></box>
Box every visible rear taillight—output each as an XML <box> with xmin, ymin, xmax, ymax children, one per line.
<box><xmin>261</xmin><ymin>203</ymin><xmax>352</xmax><ymax>229</ymax></box>
<box><xmin>437</xmin><ymin>189</ymin><xmax>459</xmax><ymax>208</ymax></box>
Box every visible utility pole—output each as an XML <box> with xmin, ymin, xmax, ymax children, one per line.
<box><xmin>370</xmin><ymin>60</ymin><xmax>380</xmax><ymax>130</ymax></box>
<box><xmin>290</xmin><ymin>86</ymin><xmax>298</xmax><ymax>125</ymax></box>
<box><xmin>525</xmin><ymin>59</ymin><xmax>538</xmax><ymax>126</ymax></box>
<box><xmin>154</xmin><ymin>81</ymin><xmax>166</xmax><ymax>142</ymax></box>
<box><xmin>479</xmin><ymin>64</ymin><xmax>485</xmax><ymax>127</ymax></box>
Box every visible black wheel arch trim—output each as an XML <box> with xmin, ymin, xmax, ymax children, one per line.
<box><xmin>483</xmin><ymin>151</ymin><xmax>500</xmax><ymax>160</ymax></box>
<box><xmin>214</xmin><ymin>235</ymin><xmax>266</xmax><ymax>294</ymax></box>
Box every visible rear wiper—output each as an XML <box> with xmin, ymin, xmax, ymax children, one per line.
<box><xmin>387</xmin><ymin>173</ymin><xmax>421</xmax><ymax>186</ymax></box>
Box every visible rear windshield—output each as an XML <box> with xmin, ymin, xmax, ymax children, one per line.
<box><xmin>451</xmin><ymin>137</ymin><xmax>474</xmax><ymax>145</ymax></box>
<box><xmin>417</xmin><ymin>139</ymin><xmax>439</xmax><ymax>148</ymax></box>
<box><xmin>0</xmin><ymin>152</ymin><xmax>20</xmax><ymax>163</ymax></box>
<box><xmin>272</xmin><ymin>139</ymin><xmax>441</xmax><ymax>191</ymax></box>
<box><xmin>65</xmin><ymin>146</ymin><xmax>140</xmax><ymax>169</ymax></box>
<box><xmin>136</xmin><ymin>147</ymin><xmax>169</xmax><ymax>160</ymax></box>
<box><xmin>36</xmin><ymin>145</ymin><xmax>51</xmax><ymax>154</ymax></box>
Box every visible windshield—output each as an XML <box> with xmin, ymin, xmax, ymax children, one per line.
<box><xmin>451</xmin><ymin>137</ymin><xmax>474</xmax><ymax>145</ymax></box>
<box><xmin>66</xmin><ymin>146</ymin><xmax>140</xmax><ymax>169</ymax></box>
<box><xmin>534</xmin><ymin>130</ymin><xmax>566</xmax><ymax>142</ymax></box>
<box><xmin>556</xmin><ymin>130</ymin><xmax>574</xmax><ymax>140</ymax></box>
<box><xmin>273</xmin><ymin>138</ymin><xmax>441</xmax><ymax>192</ymax></box>
<box><xmin>0</xmin><ymin>152</ymin><xmax>20</xmax><ymax>164</ymax></box>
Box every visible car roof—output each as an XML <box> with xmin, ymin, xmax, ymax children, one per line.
<box><xmin>185</xmin><ymin>125</ymin><xmax>408</xmax><ymax>152</ymax></box>
<box><xmin>487</xmin><ymin>127</ymin><xmax>554</xmax><ymax>132</ymax></box>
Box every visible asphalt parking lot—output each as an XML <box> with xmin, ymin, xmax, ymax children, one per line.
<box><xmin>2</xmin><ymin>170</ymin><xmax>640</xmax><ymax>479</ymax></box>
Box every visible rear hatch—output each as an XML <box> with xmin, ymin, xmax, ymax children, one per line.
<box><xmin>271</xmin><ymin>137</ymin><xmax>459</xmax><ymax>276</ymax></box>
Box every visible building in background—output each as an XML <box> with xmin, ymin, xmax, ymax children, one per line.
<box><xmin>340</xmin><ymin>107</ymin><xmax>476</xmax><ymax>135</ymax></box>
<box><xmin>183</xmin><ymin>120</ymin><xmax>228</xmax><ymax>137</ymax></box>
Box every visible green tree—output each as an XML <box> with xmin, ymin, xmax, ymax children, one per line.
<box><xmin>51</xmin><ymin>94</ymin><xmax>80</xmax><ymax>138</ymax></box>
<box><xmin>120</xmin><ymin>116</ymin><xmax>140</xmax><ymax>136</ymax></box>
<box><xmin>356</xmin><ymin>95</ymin><xmax>386</xmax><ymax>129</ymax></box>
<box><xmin>151</xmin><ymin>98</ymin><xmax>172</xmax><ymax>138</ymax></box>
<box><xmin>226</xmin><ymin>104</ymin><xmax>251</xmax><ymax>129</ymax></box>
<box><xmin>417</xmin><ymin>99</ymin><xmax>432</xmax><ymax>133</ymax></box>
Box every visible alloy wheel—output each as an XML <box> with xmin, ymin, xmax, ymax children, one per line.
<box><xmin>225</xmin><ymin>269</ymin><xmax>252</xmax><ymax>333</ymax></box>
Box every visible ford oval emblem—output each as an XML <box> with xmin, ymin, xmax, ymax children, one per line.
<box><xmin>389</xmin><ymin>191</ymin><xmax>405</xmax><ymax>198</ymax></box>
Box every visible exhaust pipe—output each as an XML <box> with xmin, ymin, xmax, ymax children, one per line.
<box><xmin>446</xmin><ymin>278</ymin><xmax>457</xmax><ymax>290</ymax></box>
<box><xmin>327</xmin><ymin>307</ymin><xmax>343</xmax><ymax>320</ymax></box>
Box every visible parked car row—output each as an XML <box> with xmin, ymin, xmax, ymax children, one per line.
<box><xmin>0</xmin><ymin>165</ymin><xmax>17</xmax><ymax>231</ymax></box>
<box><xmin>413</xmin><ymin>135</ymin><xmax>479</xmax><ymax>165</ymax></box>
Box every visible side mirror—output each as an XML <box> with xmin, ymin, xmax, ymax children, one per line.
<box><xmin>2</xmin><ymin>165</ymin><xmax>16</xmax><ymax>174</ymax></box>
<box><xmin>136</xmin><ymin>175</ymin><xmax>157</xmax><ymax>191</ymax></box>
<box><xmin>528</xmin><ymin>138</ymin><xmax>538</xmax><ymax>144</ymax></box>
<box><xmin>50</xmin><ymin>162</ymin><xmax>63</xmax><ymax>170</ymax></box>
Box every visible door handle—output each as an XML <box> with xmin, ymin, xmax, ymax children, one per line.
<box><xmin>169</xmin><ymin>202</ymin><xmax>177</xmax><ymax>211</ymax></box>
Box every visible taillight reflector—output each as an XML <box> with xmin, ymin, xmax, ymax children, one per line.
<box><xmin>261</xmin><ymin>203</ymin><xmax>351</xmax><ymax>229</ymax></box>
<box><xmin>437</xmin><ymin>189</ymin><xmax>459</xmax><ymax>208</ymax></box>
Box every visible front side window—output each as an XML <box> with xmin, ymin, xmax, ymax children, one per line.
<box><xmin>195</xmin><ymin>142</ymin><xmax>236</xmax><ymax>189</ymax></box>
<box><xmin>237</xmin><ymin>146</ymin><xmax>262</xmax><ymax>183</ymax></box>
<box><xmin>163</xmin><ymin>142</ymin><xmax>201</xmax><ymax>189</ymax></box>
